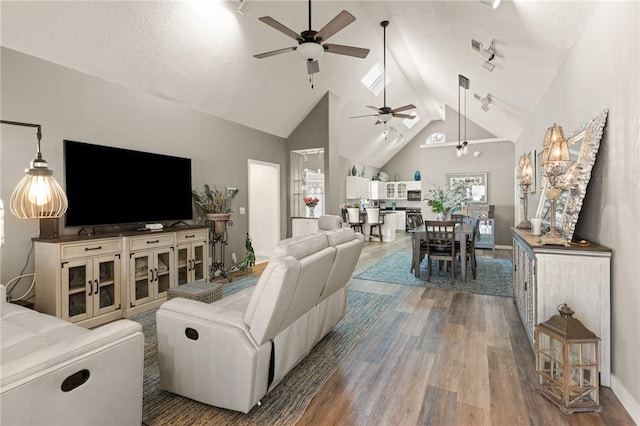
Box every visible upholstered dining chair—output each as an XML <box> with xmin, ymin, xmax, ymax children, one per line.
<box><xmin>366</xmin><ymin>208</ymin><xmax>383</xmax><ymax>242</ymax></box>
<box><xmin>422</xmin><ymin>220</ymin><xmax>457</xmax><ymax>283</ymax></box>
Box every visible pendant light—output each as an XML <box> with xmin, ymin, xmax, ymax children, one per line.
<box><xmin>456</xmin><ymin>75</ymin><xmax>469</xmax><ymax>157</ymax></box>
<box><xmin>1</xmin><ymin>120</ymin><xmax>68</xmax><ymax>219</ymax></box>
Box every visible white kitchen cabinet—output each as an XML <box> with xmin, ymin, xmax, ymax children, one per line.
<box><xmin>369</xmin><ymin>181</ymin><xmax>386</xmax><ymax>200</ymax></box>
<box><xmin>346</xmin><ymin>176</ymin><xmax>370</xmax><ymax>199</ymax></box>
<box><xmin>35</xmin><ymin>238</ymin><xmax>123</xmax><ymax>328</ymax></box>
<box><xmin>406</xmin><ymin>181</ymin><xmax>421</xmax><ymax>191</ymax></box>
<box><xmin>511</xmin><ymin>228</ymin><xmax>612</xmax><ymax>386</ymax></box>
<box><xmin>384</xmin><ymin>182</ymin><xmax>408</xmax><ymax>200</ymax></box>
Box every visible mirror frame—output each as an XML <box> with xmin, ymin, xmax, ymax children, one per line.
<box><xmin>535</xmin><ymin>109</ymin><xmax>608</xmax><ymax>241</ymax></box>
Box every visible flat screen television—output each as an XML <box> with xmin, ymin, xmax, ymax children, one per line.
<box><xmin>64</xmin><ymin>140</ymin><xmax>193</xmax><ymax>227</ymax></box>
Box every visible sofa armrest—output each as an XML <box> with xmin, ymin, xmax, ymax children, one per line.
<box><xmin>1</xmin><ymin>319</ymin><xmax>143</xmax><ymax>387</ymax></box>
<box><xmin>158</xmin><ymin>298</ymin><xmax>249</xmax><ymax>332</ymax></box>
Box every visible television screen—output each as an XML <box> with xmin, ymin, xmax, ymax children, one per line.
<box><xmin>64</xmin><ymin>140</ymin><xmax>193</xmax><ymax>227</ymax></box>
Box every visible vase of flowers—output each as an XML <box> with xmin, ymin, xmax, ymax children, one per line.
<box><xmin>303</xmin><ymin>196</ymin><xmax>320</xmax><ymax>218</ymax></box>
<box><xmin>423</xmin><ymin>183</ymin><xmax>466</xmax><ymax>220</ymax></box>
<box><xmin>192</xmin><ymin>185</ymin><xmax>237</xmax><ymax>236</ymax></box>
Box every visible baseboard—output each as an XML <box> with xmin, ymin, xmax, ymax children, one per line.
<box><xmin>611</xmin><ymin>374</ymin><xmax>640</xmax><ymax>424</ymax></box>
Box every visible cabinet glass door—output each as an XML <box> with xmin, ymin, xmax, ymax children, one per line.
<box><xmin>192</xmin><ymin>242</ymin><xmax>205</xmax><ymax>282</ymax></box>
<box><xmin>386</xmin><ymin>183</ymin><xmax>396</xmax><ymax>199</ymax></box>
<box><xmin>176</xmin><ymin>246</ymin><xmax>189</xmax><ymax>285</ymax></box>
<box><xmin>62</xmin><ymin>260</ymin><xmax>92</xmax><ymax>322</ymax></box>
<box><xmin>155</xmin><ymin>248</ymin><xmax>174</xmax><ymax>298</ymax></box>
<box><xmin>397</xmin><ymin>183</ymin><xmax>407</xmax><ymax>199</ymax></box>
<box><xmin>131</xmin><ymin>252</ymin><xmax>152</xmax><ymax>306</ymax></box>
<box><xmin>94</xmin><ymin>255</ymin><xmax>120</xmax><ymax>315</ymax></box>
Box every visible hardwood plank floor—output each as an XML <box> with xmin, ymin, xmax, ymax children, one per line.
<box><xmin>297</xmin><ymin>231</ymin><xmax>634</xmax><ymax>426</ymax></box>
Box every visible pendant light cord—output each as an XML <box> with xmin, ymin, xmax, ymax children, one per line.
<box><xmin>383</xmin><ymin>21</ymin><xmax>387</xmax><ymax>108</ymax></box>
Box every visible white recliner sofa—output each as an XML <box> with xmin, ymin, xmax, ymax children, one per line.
<box><xmin>156</xmin><ymin>220</ymin><xmax>364</xmax><ymax>413</ymax></box>
<box><xmin>0</xmin><ymin>284</ymin><xmax>145</xmax><ymax>426</ymax></box>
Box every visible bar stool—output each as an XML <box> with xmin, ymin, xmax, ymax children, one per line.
<box><xmin>366</xmin><ymin>208</ymin><xmax>383</xmax><ymax>242</ymax></box>
<box><xmin>347</xmin><ymin>207</ymin><xmax>363</xmax><ymax>233</ymax></box>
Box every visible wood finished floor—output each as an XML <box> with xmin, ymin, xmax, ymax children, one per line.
<box><xmin>291</xmin><ymin>232</ymin><xmax>635</xmax><ymax>426</ymax></box>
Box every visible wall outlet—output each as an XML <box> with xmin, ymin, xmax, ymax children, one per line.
<box><xmin>239</xmin><ymin>207</ymin><xmax>246</xmax><ymax>214</ymax></box>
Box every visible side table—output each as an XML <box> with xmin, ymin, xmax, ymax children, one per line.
<box><xmin>167</xmin><ymin>280</ymin><xmax>223</xmax><ymax>304</ymax></box>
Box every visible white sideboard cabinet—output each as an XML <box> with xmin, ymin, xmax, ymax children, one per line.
<box><xmin>511</xmin><ymin>228</ymin><xmax>612</xmax><ymax>386</ymax></box>
<box><xmin>34</xmin><ymin>226</ymin><xmax>209</xmax><ymax>327</ymax></box>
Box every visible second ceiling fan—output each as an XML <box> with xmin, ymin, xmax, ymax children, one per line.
<box><xmin>253</xmin><ymin>0</ymin><xmax>370</xmax><ymax>76</ymax></box>
<box><xmin>351</xmin><ymin>20</ymin><xmax>416</xmax><ymax>125</ymax></box>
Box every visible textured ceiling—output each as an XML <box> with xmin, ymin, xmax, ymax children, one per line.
<box><xmin>0</xmin><ymin>1</ymin><xmax>599</xmax><ymax>168</ymax></box>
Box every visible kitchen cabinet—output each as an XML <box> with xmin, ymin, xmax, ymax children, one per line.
<box><xmin>394</xmin><ymin>210</ymin><xmax>406</xmax><ymax>231</ymax></box>
<box><xmin>346</xmin><ymin>176</ymin><xmax>369</xmax><ymax>199</ymax></box>
<box><xmin>369</xmin><ymin>181</ymin><xmax>386</xmax><ymax>200</ymax></box>
<box><xmin>406</xmin><ymin>181</ymin><xmax>421</xmax><ymax>191</ymax></box>
<box><xmin>126</xmin><ymin>233</ymin><xmax>176</xmax><ymax>314</ymax></box>
<box><xmin>384</xmin><ymin>182</ymin><xmax>409</xmax><ymax>200</ymax></box>
<box><xmin>511</xmin><ymin>228</ymin><xmax>611</xmax><ymax>386</ymax></box>
<box><xmin>34</xmin><ymin>238</ymin><xmax>123</xmax><ymax>328</ymax></box>
<box><xmin>176</xmin><ymin>229</ymin><xmax>208</xmax><ymax>286</ymax></box>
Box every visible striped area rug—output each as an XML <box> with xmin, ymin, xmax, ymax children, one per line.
<box><xmin>131</xmin><ymin>279</ymin><xmax>393</xmax><ymax>425</ymax></box>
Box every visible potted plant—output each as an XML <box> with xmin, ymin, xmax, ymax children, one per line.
<box><xmin>192</xmin><ymin>185</ymin><xmax>237</xmax><ymax>235</ymax></box>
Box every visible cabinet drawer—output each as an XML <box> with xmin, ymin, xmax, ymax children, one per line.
<box><xmin>176</xmin><ymin>229</ymin><xmax>208</xmax><ymax>244</ymax></box>
<box><xmin>129</xmin><ymin>233</ymin><xmax>175</xmax><ymax>251</ymax></box>
<box><xmin>61</xmin><ymin>239</ymin><xmax>122</xmax><ymax>260</ymax></box>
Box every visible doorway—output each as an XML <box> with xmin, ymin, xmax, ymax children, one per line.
<box><xmin>248</xmin><ymin>159</ymin><xmax>280</xmax><ymax>261</ymax></box>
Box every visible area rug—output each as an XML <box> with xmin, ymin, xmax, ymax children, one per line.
<box><xmin>354</xmin><ymin>251</ymin><xmax>513</xmax><ymax>297</ymax></box>
<box><xmin>131</xmin><ymin>281</ymin><xmax>393</xmax><ymax>425</ymax></box>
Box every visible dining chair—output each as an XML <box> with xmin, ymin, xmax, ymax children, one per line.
<box><xmin>422</xmin><ymin>220</ymin><xmax>457</xmax><ymax>283</ymax></box>
<box><xmin>366</xmin><ymin>208</ymin><xmax>383</xmax><ymax>241</ymax></box>
<box><xmin>457</xmin><ymin>217</ymin><xmax>480</xmax><ymax>279</ymax></box>
<box><xmin>451</xmin><ymin>213</ymin><xmax>466</xmax><ymax>223</ymax></box>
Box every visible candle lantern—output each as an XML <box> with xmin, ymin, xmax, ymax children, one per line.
<box><xmin>535</xmin><ymin>303</ymin><xmax>601</xmax><ymax>413</ymax></box>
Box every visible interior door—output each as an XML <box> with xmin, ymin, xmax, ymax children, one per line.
<box><xmin>248</xmin><ymin>159</ymin><xmax>280</xmax><ymax>259</ymax></box>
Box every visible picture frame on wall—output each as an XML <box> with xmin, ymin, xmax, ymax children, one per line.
<box><xmin>446</xmin><ymin>172</ymin><xmax>488</xmax><ymax>203</ymax></box>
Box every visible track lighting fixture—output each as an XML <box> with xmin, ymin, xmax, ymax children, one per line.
<box><xmin>472</xmin><ymin>39</ymin><xmax>496</xmax><ymax>72</ymax></box>
<box><xmin>457</xmin><ymin>75</ymin><xmax>470</xmax><ymax>157</ymax></box>
<box><xmin>474</xmin><ymin>93</ymin><xmax>492</xmax><ymax>112</ymax></box>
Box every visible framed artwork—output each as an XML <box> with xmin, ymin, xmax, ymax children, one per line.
<box><xmin>446</xmin><ymin>172</ymin><xmax>488</xmax><ymax>203</ymax></box>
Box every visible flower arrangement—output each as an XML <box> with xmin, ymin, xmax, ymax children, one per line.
<box><xmin>423</xmin><ymin>183</ymin><xmax>466</xmax><ymax>214</ymax></box>
<box><xmin>192</xmin><ymin>185</ymin><xmax>236</xmax><ymax>216</ymax></box>
<box><xmin>303</xmin><ymin>196</ymin><xmax>320</xmax><ymax>207</ymax></box>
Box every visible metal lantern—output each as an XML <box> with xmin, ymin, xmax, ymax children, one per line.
<box><xmin>535</xmin><ymin>304</ymin><xmax>601</xmax><ymax>413</ymax></box>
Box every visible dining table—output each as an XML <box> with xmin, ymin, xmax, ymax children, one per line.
<box><xmin>409</xmin><ymin>222</ymin><xmax>475</xmax><ymax>282</ymax></box>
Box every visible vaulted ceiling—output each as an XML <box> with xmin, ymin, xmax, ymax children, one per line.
<box><xmin>1</xmin><ymin>1</ymin><xmax>599</xmax><ymax>167</ymax></box>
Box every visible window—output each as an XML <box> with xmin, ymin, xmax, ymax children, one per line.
<box><xmin>403</xmin><ymin>111</ymin><xmax>419</xmax><ymax>129</ymax></box>
<box><xmin>361</xmin><ymin>64</ymin><xmax>390</xmax><ymax>96</ymax></box>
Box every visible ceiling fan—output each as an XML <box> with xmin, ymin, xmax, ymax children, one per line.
<box><xmin>253</xmin><ymin>0</ymin><xmax>370</xmax><ymax>76</ymax></box>
<box><xmin>350</xmin><ymin>20</ymin><xmax>416</xmax><ymax>125</ymax></box>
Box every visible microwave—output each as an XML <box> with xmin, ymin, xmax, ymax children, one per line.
<box><xmin>407</xmin><ymin>190</ymin><xmax>421</xmax><ymax>201</ymax></box>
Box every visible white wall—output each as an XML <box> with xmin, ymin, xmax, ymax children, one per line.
<box><xmin>0</xmin><ymin>47</ymin><xmax>288</xmax><ymax>296</ymax></box>
<box><xmin>515</xmin><ymin>2</ymin><xmax>640</xmax><ymax>421</ymax></box>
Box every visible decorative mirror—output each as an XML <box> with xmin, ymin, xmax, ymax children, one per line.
<box><xmin>535</xmin><ymin>109</ymin><xmax>608</xmax><ymax>241</ymax></box>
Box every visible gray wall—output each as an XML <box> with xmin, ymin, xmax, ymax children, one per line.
<box><xmin>0</xmin><ymin>47</ymin><xmax>288</xmax><ymax>295</ymax></box>
<box><xmin>443</xmin><ymin>104</ymin><xmax>495</xmax><ymax>143</ymax></box>
<box><xmin>514</xmin><ymin>2</ymin><xmax>640</xmax><ymax>416</ymax></box>
<box><xmin>383</xmin><ymin>119</ymin><xmax>515</xmax><ymax>246</ymax></box>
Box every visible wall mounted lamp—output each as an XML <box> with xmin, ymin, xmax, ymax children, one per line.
<box><xmin>1</xmin><ymin>120</ymin><xmax>68</xmax><ymax>237</ymax></box>
<box><xmin>456</xmin><ymin>74</ymin><xmax>470</xmax><ymax>157</ymax></box>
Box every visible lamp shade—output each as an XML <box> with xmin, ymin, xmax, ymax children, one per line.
<box><xmin>10</xmin><ymin>158</ymin><xmax>68</xmax><ymax>219</ymax></box>
<box><xmin>517</xmin><ymin>154</ymin><xmax>534</xmax><ymax>184</ymax></box>
<box><xmin>543</xmin><ymin>124</ymin><xmax>570</xmax><ymax>167</ymax></box>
